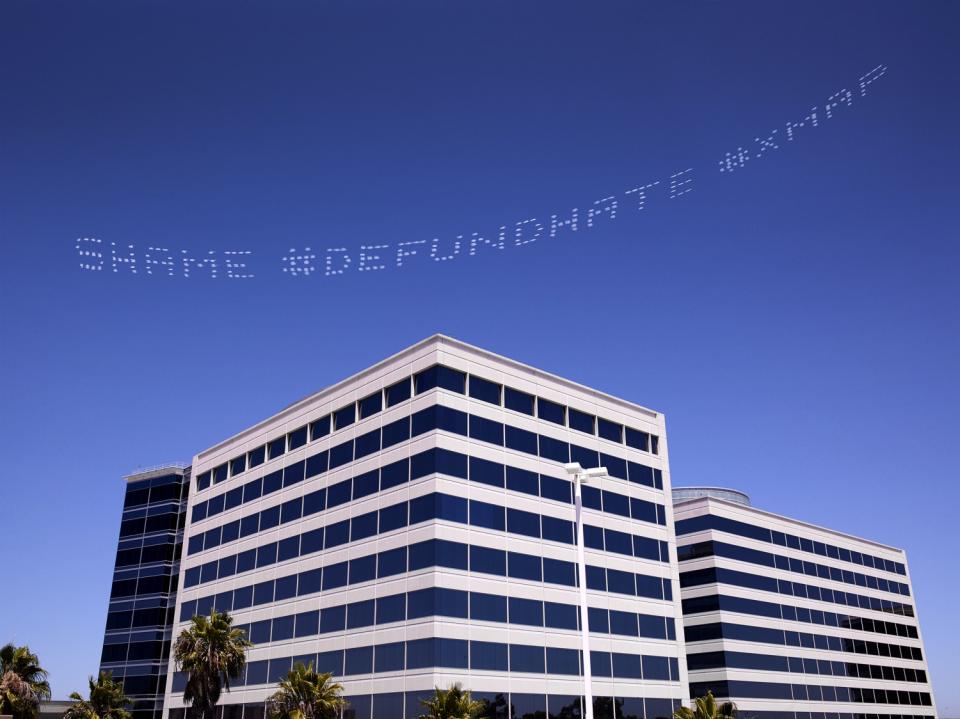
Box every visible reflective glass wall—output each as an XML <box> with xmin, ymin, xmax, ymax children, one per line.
<box><xmin>100</xmin><ymin>467</ymin><xmax>189</xmax><ymax>719</ymax></box>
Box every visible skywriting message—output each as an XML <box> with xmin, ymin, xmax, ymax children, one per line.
<box><xmin>75</xmin><ymin>64</ymin><xmax>887</xmax><ymax>281</ymax></box>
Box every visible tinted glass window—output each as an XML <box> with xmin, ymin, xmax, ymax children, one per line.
<box><xmin>243</xmin><ymin>478</ymin><xmax>263</xmax><ymax>503</ymax></box>
<box><xmin>349</xmin><ymin>555</ymin><xmax>376</xmax><ymax>584</ymax></box>
<box><xmin>471</xmin><ymin>641</ymin><xmax>508</xmax><ymax>671</ymax></box>
<box><xmin>470</xmin><ymin>500</ymin><xmax>505</xmax><ymax>531</ymax></box>
<box><xmin>471</xmin><ymin>592</ymin><xmax>507</xmax><ymax>622</ymax></box>
<box><xmin>539</xmin><ymin>435</ymin><xmax>569</xmax><ymax>463</ymax></box>
<box><xmin>353</xmin><ymin>470</ymin><xmax>379</xmax><ymax>499</ymax></box>
<box><xmin>328</xmin><ymin>440</ymin><xmax>353</xmax><ymax>469</ymax></box>
<box><xmin>415</xmin><ymin>365</ymin><xmax>466</xmax><ymax>394</ymax></box>
<box><xmin>283</xmin><ymin>461</ymin><xmax>305</xmax><ymax>487</ymax></box>
<box><xmin>624</xmin><ymin>427</ymin><xmax>650</xmax><ymax>452</ymax></box>
<box><xmin>379</xmin><ymin>503</ymin><xmax>407</xmax><ymax>533</ymax></box>
<box><xmin>351</xmin><ymin>511</ymin><xmax>378</xmax><ymax>541</ymax></box>
<box><xmin>380</xmin><ymin>458</ymin><xmax>409</xmax><ymax>490</ymax></box>
<box><xmin>600</xmin><ymin>453</ymin><xmax>627</xmax><ymax>480</ymax></box>
<box><xmin>374</xmin><ymin>642</ymin><xmax>404</xmax><ymax>673</ymax></box>
<box><xmin>235</xmin><ymin>548</ymin><xmax>256</xmax><ymax>573</ymax></box>
<box><xmin>469</xmin><ymin>415</ymin><xmax>504</xmax><ymax>445</ymax></box>
<box><xmin>230</xmin><ymin>455</ymin><xmax>247</xmax><ymax>476</ymax></box>
<box><xmin>504</xmin><ymin>387</ymin><xmax>535</xmax><ymax>415</ymax></box>
<box><xmin>381</xmin><ymin>417</ymin><xmax>410</xmax><ymax>449</ymax></box>
<box><xmin>295</xmin><ymin>610</ymin><xmax>319</xmax><ymax>638</ymax></box>
<box><xmin>325</xmin><ymin>520</ymin><xmax>350</xmax><ymax>549</ymax></box>
<box><xmin>376</xmin><ymin>594</ymin><xmax>406</xmax><ymax>624</ymax></box>
<box><xmin>248</xmin><ymin>446</ymin><xmax>266</xmax><ymax>468</ymax></box>
<box><xmin>505</xmin><ymin>426</ymin><xmax>538</xmax><ymax>454</ymax></box>
<box><xmin>545</xmin><ymin>602</ymin><xmax>579</xmax><ymax>630</ymax></box>
<box><xmin>506</xmin><ymin>466</ymin><xmax>538</xmax><ymax>496</ymax></box>
<box><xmin>288</xmin><ymin>426</ymin><xmax>307</xmax><ymax>450</ymax></box>
<box><xmin>298</xmin><ymin>567</ymin><xmax>322</xmax><ymax>595</ymax></box>
<box><xmin>344</xmin><ymin>646</ymin><xmax>372</xmax><ymax>675</ymax></box>
<box><xmin>470</xmin><ymin>545</ymin><xmax>506</xmax><ymax>576</ymax></box>
<box><xmin>334</xmin><ymin>404</ymin><xmax>355</xmax><ymax>430</ymax></box>
<box><xmin>547</xmin><ymin>647</ymin><xmax>580</xmax><ymax>675</ymax></box>
<box><xmin>319</xmin><ymin>604</ymin><xmax>345</xmax><ymax>632</ymax></box>
<box><xmin>469</xmin><ymin>376</ymin><xmax>502</xmax><ymax>405</ymax></box>
<box><xmin>469</xmin><ymin>456</ymin><xmax>504</xmax><ymax>487</ymax></box>
<box><xmin>303</xmin><ymin>489</ymin><xmax>325</xmax><ymax>516</ymax></box>
<box><xmin>568</xmin><ymin>408</ymin><xmax>595</xmax><ymax>434</ymax></box>
<box><xmin>309</xmin><ymin>415</ymin><xmax>330</xmax><ymax>441</ymax></box>
<box><xmin>570</xmin><ymin>444</ymin><xmax>598</xmax><ymax>469</ymax></box>
<box><xmin>385</xmin><ymin>378</ymin><xmax>411</xmax><ymax>406</ymax></box>
<box><xmin>322</xmin><ymin>562</ymin><xmax>348</xmax><ymax>590</ymax></box>
<box><xmin>272</xmin><ymin>615</ymin><xmax>294</xmax><ymax>641</ymax></box>
<box><xmin>509</xmin><ymin>597</ymin><xmax>543</xmax><ymax>626</ymax></box>
<box><xmin>543</xmin><ymin>557</ymin><xmax>576</xmax><ymax>586</ymax></box>
<box><xmin>267</xmin><ymin>437</ymin><xmax>286</xmax><ymax>460</ymax></box>
<box><xmin>327</xmin><ymin>479</ymin><xmax>351</xmax><ymax>508</ymax></box>
<box><xmin>347</xmin><ymin>599</ymin><xmax>375</xmax><ymax>629</ymax></box>
<box><xmin>508</xmin><ymin>552</ymin><xmax>542</xmax><ymax>581</ymax></box>
<box><xmin>540</xmin><ymin>475</ymin><xmax>572</xmax><ymax>503</ymax></box>
<box><xmin>213</xmin><ymin>464</ymin><xmax>228</xmax><ymax>484</ymax></box>
<box><xmin>510</xmin><ymin>645</ymin><xmax>545</xmax><ymax>673</ymax></box>
<box><xmin>378</xmin><ymin>547</ymin><xmax>407</xmax><ymax>578</ymax></box>
<box><xmin>359</xmin><ymin>391</ymin><xmax>382</xmax><ymax>419</ymax></box>
<box><xmin>537</xmin><ymin>398</ymin><xmax>565</xmax><ymax>425</ymax></box>
<box><xmin>542</xmin><ymin>515</ymin><xmax>573</xmax><ymax>544</ymax></box>
<box><xmin>597</xmin><ymin>418</ymin><xmax>623</xmax><ymax>443</ymax></box>
<box><xmin>354</xmin><ymin>429</ymin><xmax>380</xmax><ymax>459</ymax></box>
<box><xmin>224</xmin><ymin>487</ymin><xmax>243</xmax><ymax>510</ymax></box>
<box><xmin>507</xmin><ymin>508</ymin><xmax>540</xmax><ymax>538</ymax></box>
<box><xmin>628</xmin><ymin>462</ymin><xmax>654</xmax><ymax>487</ymax></box>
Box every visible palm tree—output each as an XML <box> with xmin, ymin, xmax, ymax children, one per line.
<box><xmin>673</xmin><ymin>692</ymin><xmax>737</xmax><ymax>719</ymax></box>
<box><xmin>418</xmin><ymin>684</ymin><xmax>485</xmax><ymax>719</ymax></box>
<box><xmin>1</xmin><ymin>670</ymin><xmax>39</xmax><ymax>719</ymax></box>
<box><xmin>0</xmin><ymin>644</ymin><xmax>50</xmax><ymax>719</ymax></box>
<box><xmin>266</xmin><ymin>662</ymin><xmax>346</xmax><ymax>719</ymax></box>
<box><xmin>64</xmin><ymin>672</ymin><xmax>131</xmax><ymax>719</ymax></box>
<box><xmin>172</xmin><ymin>610</ymin><xmax>251</xmax><ymax>719</ymax></box>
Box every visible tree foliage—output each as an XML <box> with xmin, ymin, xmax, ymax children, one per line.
<box><xmin>418</xmin><ymin>684</ymin><xmax>485</xmax><ymax>719</ymax></box>
<box><xmin>173</xmin><ymin>610</ymin><xmax>251</xmax><ymax>719</ymax></box>
<box><xmin>0</xmin><ymin>644</ymin><xmax>50</xmax><ymax>719</ymax></box>
<box><xmin>266</xmin><ymin>662</ymin><xmax>346</xmax><ymax>719</ymax></box>
<box><xmin>673</xmin><ymin>692</ymin><xmax>738</xmax><ymax>719</ymax></box>
<box><xmin>64</xmin><ymin>671</ymin><xmax>131</xmax><ymax>719</ymax></box>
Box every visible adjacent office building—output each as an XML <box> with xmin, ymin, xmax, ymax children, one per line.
<box><xmin>96</xmin><ymin>337</ymin><xmax>937</xmax><ymax>719</ymax></box>
<box><xmin>100</xmin><ymin>466</ymin><xmax>190</xmax><ymax>719</ymax></box>
<box><xmin>673</xmin><ymin>487</ymin><xmax>936</xmax><ymax>719</ymax></box>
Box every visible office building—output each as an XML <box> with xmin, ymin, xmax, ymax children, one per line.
<box><xmin>673</xmin><ymin>487</ymin><xmax>936</xmax><ymax>719</ymax></box>
<box><xmin>162</xmin><ymin>335</ymin><xmax>686</xmax><ymax>719</ymax></box>
<box><xmin>95</xmin><ymin>338</ymin><xmax>938</xmax><ymax>719</ymax></box>
<box><xmin>99</xmin><ymin>466</ymin><xmax>190</xmax><ymax>719</ymax></box>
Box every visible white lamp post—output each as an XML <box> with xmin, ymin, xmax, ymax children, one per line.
<box><xmin>564</xmin><ymin>461</ymin><xmax>608</xmax><ymax>719</ymax></box>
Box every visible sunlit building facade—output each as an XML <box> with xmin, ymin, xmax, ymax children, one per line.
<box><xmin>96</xmin><ymin>338</ymin><xmax>938</xmax><ymax>719</ymax></box>
<box><xmin>673</xmin><ymin>488</ymin><xmax>936</xmax><ymax>719</ymax></box>
<box><xmin>163</xmin><ymin>335</ymin><xmax>686</xmax><ymax>719</ymax></box>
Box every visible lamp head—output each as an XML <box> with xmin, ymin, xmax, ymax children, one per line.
<box><xmin>585</xmin><ymin>466</ymin><xmax>608</xmax><ymax>479</ymax></box>
<box><xmin>563</xmin><ymin>462</ymin><xmax>584</xmax><ymax>476</ymax></box>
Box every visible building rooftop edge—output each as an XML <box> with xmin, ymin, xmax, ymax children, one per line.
<box><xmin>123</xmin><ymin>463</ymin><xmax>190</xmax><ymax>482</ymax></box>
<box><xmin>194</xmin><ymin>333</ymin><xmax>662</xmax><ymax>463</ymax></box>
<box><xmin>673</xmin><ymin>494</ymin><xmax>906</xmax><ymax>555</ymax></box>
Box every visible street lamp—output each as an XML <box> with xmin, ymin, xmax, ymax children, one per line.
<box><xmin>564</xmin><ymin>461</ymin><xmax>608</xmax><ymax>719</ymax></box>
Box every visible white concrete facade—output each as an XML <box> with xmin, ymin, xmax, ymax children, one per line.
<box><xmin>162</xmin><ymin>335</ymin><xmax>687</xmax><ymax>719</ymax></box>
<box><xmin>674</xmin><ymin>494</ymin><xmax>936</xmax><ymax>719</ymax></box>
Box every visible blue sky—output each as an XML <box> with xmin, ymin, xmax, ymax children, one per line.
<box><xmin>1</xmin><ymin>0</ymin><xmax>958</xmax><ymax>712</ymax></box>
